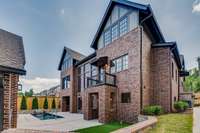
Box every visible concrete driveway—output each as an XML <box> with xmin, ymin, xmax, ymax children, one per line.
<box><xmin>17</xmin><ymin>112</ymin><xmax>102</xmax><ymax>132</ymax></box>
<box><xmin>193</xmin><ymin>107</ymin><xmax>200</xmax><ymax>133</ymax></box>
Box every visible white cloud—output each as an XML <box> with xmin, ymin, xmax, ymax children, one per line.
<box><xmin>193</xmin><ymin>0</ymin><xmax>200</xmax><ymax>13</ymax></box>
<box><xmin>19</xmin><ymin>77</ymin><xmax>59</xmax><ymax>93</ymax></box>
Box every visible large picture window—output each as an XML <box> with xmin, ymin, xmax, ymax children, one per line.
<box><xmin>103</xmin><ymin>16</ymin><xmax>129</xmax><ymax>46</ymax></box>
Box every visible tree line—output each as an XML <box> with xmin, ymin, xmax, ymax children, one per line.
<box><xmin>20</xmin><ymin>96</ymin><xmax>56</xmax><ymax>110</ymax></box>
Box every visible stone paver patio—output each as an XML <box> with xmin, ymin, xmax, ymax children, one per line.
<box><xmin>17</xmin><ymin>112</ymin><xmax>102</xmax><ymax>132</ymax></box>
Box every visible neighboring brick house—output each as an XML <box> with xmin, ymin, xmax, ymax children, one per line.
<box><xmin>0</xmin><ymin>29</ymin><xmax>26</xmax><ymax>131</ymax></box>
<box><xmin>58</xmin><ymin>0</ymin><xmax>188</xmax><ymax>123</ymax></box>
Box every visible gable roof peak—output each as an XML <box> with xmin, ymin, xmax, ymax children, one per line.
<box><xmin>58</xmin><ymin>46</ymin><xmax>86</xmax><ymax>70</ymax></box>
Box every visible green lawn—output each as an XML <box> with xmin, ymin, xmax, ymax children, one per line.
<box><xmin>74</xmin><ymin>121</ymin><xmax>130</xmax><ymax>133</ymax></box>
<box><xmin>146</xmin><ymin>113</ymin><xmax>193</xmax><ymax>133</ymax></box>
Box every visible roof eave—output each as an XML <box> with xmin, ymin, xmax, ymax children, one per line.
<box><xmin>0</xmin><ymin>65</ymin><xmax>26</xmax><ymax>75</ymax></box>
<box><xmin>58</xmin><ymin>48</ymin><xmax>66</xmax><ymax>71</ymax></box>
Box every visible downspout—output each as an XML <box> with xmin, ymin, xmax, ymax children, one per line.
<box><xmin>139</xmin><ymin>13</ymin><xmax>153</xmax><ymax>113</ymax></box>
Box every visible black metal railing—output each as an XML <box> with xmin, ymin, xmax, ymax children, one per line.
<box><xmin>87</xmin><ymin>72</ymin><xmax>116</xmax><ymax>88</ymax></box>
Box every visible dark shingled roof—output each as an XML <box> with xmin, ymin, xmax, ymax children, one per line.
<box><xmin>58</xmin><ymin>47</ymin><xmax>86</xmax><ymax>70</ymax></box>
<box><xmin>0</xmin><ymin>29</ymin><xmax>26</xmax><ymax>75</ymax></box>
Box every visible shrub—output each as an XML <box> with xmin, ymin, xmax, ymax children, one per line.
<box><xmin>20</xmin><ymin>95</ymin><xmax>27</xmax><ymax>110</ymax></box>
<box><xmin>52</xmin><ymin>98</ymin><xmax>56</xmax><ymax>109</ymax></box>
<box><xmin>32</xmin><ymin>97</ymin><xmax>38</xmax><ymax>110</ymax></box>
<box><xmin>43</xmin><ymin>97</ymin><xmax>48</xmax><ymax>109</ymax></box>
<box><xmin>174</xmin><ymin>101</ymin><xmax>189</xmax><ymax>112</ymax></box>
<box><xmin>143</xmin><ymin>105</ymin><xmax>163</xmax><ymax>116</ymax></box>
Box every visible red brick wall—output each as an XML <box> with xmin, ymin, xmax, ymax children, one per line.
<box><xmin>171</xmin><ymin>56</ymin><xmax>179</xmax><ymax>111</ymax></box>
<box><xmin>151</xmin><ymin>48</ymin><xmax>171</xmax><ymax>112</ymax></box>
<box><xmin>96</xmin><ymin>27</ymin><xmax>141</xmax><ymax>122</ymax></box>
<box><xmin>142</xmin><ymin>30</ymin><xmax>153</xmax><ymax>107</ymax></box>
<box><xmin>60</xmin><ymin>67</ymin><xmax>76</xmax><ymax>112</ymax></box>
<box><xmin>83</xmin><ymin>85</ymin><xmax>116</xmax><ymax>123</ymax></box>
<box><xmin>3</xmin><ymin>73</ymin><xmax>19</xmax><ymax>130</ymax></box>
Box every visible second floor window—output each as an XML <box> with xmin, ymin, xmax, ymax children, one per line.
<box><xmin>62</xmin><ymin>75</ymin><xmax>70</xmax><ymax>89</ymax></box>
<box><xmin>111</xmin><ymin>54</ymin><xmax>128</xmax><ymax>74</ymax></box>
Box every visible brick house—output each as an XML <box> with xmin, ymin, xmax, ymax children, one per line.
<box><xmin>58</xmin><ymin>0</ymin><xmax>188</xmax><ymax>123</ymax></box>
<box><xmin>0</xmin><ymin>29</ymin><xmax>26</xmax><ymax>131</ymax></box>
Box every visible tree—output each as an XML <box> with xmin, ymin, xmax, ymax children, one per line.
<box><xmin>52</xmin><ymin>98</ymin><xmax>56</xmax><ymax>109</ymax></box>
<box><xmin>20</xmin><ymin>95</ymin><xmax>27</xmax><ymax>110</ymax></box>
<box><xmin>18</xmin><ymin>92</ymin><xmax>24</xmax><ymax>96</ymax></box>
<box><xmin>32</xmin><ymin>97</ymin><xmax>38</xmax><ymax>110</ymax></box>
<box><xmin>184</xmin><ymin>68</ymin><xmax>200</xmax><ymax>92</ymax></box>
<box><xmin>43</xmin><ymin>97</ymin><xmax>48</xmax><ymax>109</ymax></box>
<box><xmin>25</xmin><ymin>89</ymin><xmax>34</xmax><ymax>97</ymax></box>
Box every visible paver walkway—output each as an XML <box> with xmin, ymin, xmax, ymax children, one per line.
<box><xmin>17</xmin><ymin>112</ymin><xmax>102</xmax><ymax>132</ymax></box>
<box><xmin>193</xmin><ymin>107</ymin><xmax>200</xmax><ymax>133</ymax></box>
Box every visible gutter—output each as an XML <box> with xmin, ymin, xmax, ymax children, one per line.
<box><xmin>139</xmin><ymin>13</ymin><xmax>153</xmax><ymax>112</ymax></box>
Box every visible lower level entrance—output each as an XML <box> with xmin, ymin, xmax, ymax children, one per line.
<box><xmin>90</xmin><ymin>93</ymin><xmax>99</xmax><ymax>119</ymax></box>
<box><xmin>0</xmin><ymin>76</ymin><xmax>3</xmax><ymax>131</ymax></box>
<box><xmin>62</xmin><ymin>96</ymin><xmax>70</xmax><ymax>112</ymax></box>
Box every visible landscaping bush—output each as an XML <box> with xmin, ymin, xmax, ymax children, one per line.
<box><xmin>43</xmin><ymin>97</ymin><xmax>48</xmax><ymax>109</ymax></box>
<box><xmin>174</xmin><ymin>101</ymin><xmax>189</xmax><ymax>112</ymax></box>
<box><xmin>32</xmin><ymin>97</ymin><xmax>38</xmax><ymax>110</ymax></box>
<box><xmin>143</xmin><ymin>105</ymin><xmax>163</xmax><ymax>115</ymax></box>
<box><xmin>52</xmin><ymin>98</ymin><xmax>56</xmax><ymax>109</ymax></box>
<box><xmin>20</xmin><ymin>95</ymin><xmax>27</xmax><ymax>110</ymax></box>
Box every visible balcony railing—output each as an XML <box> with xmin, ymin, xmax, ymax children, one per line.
<box><xmin>87</xmin><ymin>72</ymin><xmax>116</xmax><ymax>88</ymax></box>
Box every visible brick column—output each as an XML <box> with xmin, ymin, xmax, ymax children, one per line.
<box><xmin>3</xmin><ymin>73</ymin><xmax>19</xmax><ymax>130</ymax></box>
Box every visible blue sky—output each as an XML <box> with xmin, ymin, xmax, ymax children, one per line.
<box><xmin>0</xmin><ymin>0</ymin><xmax>199</xmax><ymax>92</ymax></box>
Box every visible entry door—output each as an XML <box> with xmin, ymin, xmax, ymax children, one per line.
<box><xmin>66</xmin><ymin>97</ymin><xmax>70</xmax><ymax>112</ymax></box>
<box><xmin>0</xmin><ymin>76</ymin><xmax>3</xmax><ymax>131</ymax></box>
<box><xmin>77</xmin><ymin>97</ymin><xmax>82</xmax><ymax>113</ymax></box>
<box><xmin>91</xmin><ymin>94</ymin><xmax>98</xmax><ymax>119</ymax></box>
